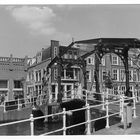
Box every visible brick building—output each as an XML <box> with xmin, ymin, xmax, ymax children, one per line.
<box><xmin>85</xmin><ymin>49</ymin><xmax>140</xmax><ymax>95</ymax></box>
<box><xmin>0</xmin><ymin>54</ymin><xmax>28</xmax><ymax>104</ymax></box>
<box><xmin>26</xmin><ymin>40</ymin><xmax>81</xmax><ymax>103</ymax></box>
<box><xmin>26</xmin><ymin>40</ymin><xmax>140</xmax><ymax>104</ymax></box>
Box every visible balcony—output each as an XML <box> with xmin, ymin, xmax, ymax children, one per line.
<box><xmin>61</xmin><ymin>76</ymin><xmax>79</xmax><ymax>81</ymax></box>
<box><xmin>61</xmin><ymin>68</ymin><xmax>79</xmax><ymax>81</ymax></box>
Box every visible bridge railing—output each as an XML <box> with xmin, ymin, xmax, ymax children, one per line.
<box><xmin>0</xmin><ymin>91</ymin><xmax>137</xmax><ymax>135</ymax></box>
<box><xmin>1</xmin><ymin>94</ymin><xmax>48</xmax><ymax>112</ymax></box>
<box><xmin>82</xmin><ymin>88</ymin><xmax>137</xmax><ymax>118</ymax></box>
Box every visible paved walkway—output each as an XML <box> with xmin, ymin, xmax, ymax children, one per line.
<box><xmin>94</xmin><ymin>103</ymin><xmax>140</xmax><ymax>135</ymax></box>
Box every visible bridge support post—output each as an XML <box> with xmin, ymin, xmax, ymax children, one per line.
<box><xmin>133</xmin><ymin>92</ymin><xmax>137</xmax><ymax>118</ymax></box>
<box><xmin>30</xmin><ymin>114</ymin><xmax>34</xmax><ymax>136</ymax></box>
<box><xmin>18</xmin><ymin>98</ymin><xmax>20</xmax><ymax>110</ymax></box>
<box><xmin>121</xmin><ymin>95</ymin><xmax>124</xmax><ymax>122</ymax></box>
<box><xmin>102</xmin><ymin>92</ymin><xmax>105</xmax><ymax>110</ymax></box>
<box><xmin>119</xmin><ymin>95</ymin><xmax>122</xmax><ymax>116</ymax></box>
<box><xmin>63</xmin><ymin>108</ymin><xmax>66</xmax><ymax>135</ymax></box>
<box><xmin>86</xmin><ymin>104</ymin><xmax>91</xmax><ymax>135</ymax></box>
<box><xmin>105</xmin><ymin>98</ymin><xmax>110</xmax><ymax>128</ymax></box>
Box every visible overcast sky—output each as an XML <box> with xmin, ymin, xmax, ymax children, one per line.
<box><xmin>1</xmin><ymin>4</ymin><xmax>140</xmax><ymax>58</ymax></box>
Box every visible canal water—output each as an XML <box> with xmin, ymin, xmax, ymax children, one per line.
<box><xmin>0</xmin><ymin>112</ymin><xmax>121</xmax><ymax>135</ymax></box>
<box><xmin>0</xmin><ymin>121</ymin><xmax>63</xmax><ymax>135</ymax></box>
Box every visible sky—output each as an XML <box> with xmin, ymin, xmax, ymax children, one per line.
<box><xmin>1</xmin><ymin>4</ymin><xmax>140</xmax><ymax>58</ymax></box>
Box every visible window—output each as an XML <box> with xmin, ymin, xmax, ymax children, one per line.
<box><xmin>68</xmin><ymin>51</ymin><xmax>73</xmax><ymax>59</ymax></box>
<box><xmin>67</xmin><ymin>85</ymin><xmax>72</xmax><ymax>98</ymax></box>
<box><xmin>132</xmin><ymin>59</ymin><xmax>137</xmax><ymax>66</ymax></box>
<box><xmin>51</xmin><ymin>85</ymin><xmax>56</xmax><ymax>100</ymax></box>
<box><xmin>86</xmin><ymin>70</ymin><xmax>91</xmax><ymax>82</ymax></box>
<box><xmin>14</xmin><ymin>80</ymin><xmax>22</xmax><ymax>88</ymax></box>
<box><xmin>112</xmin><ymin>69</ymin><xmax>119</xmax><ymax>81</ymax></box>
<box><xmin>119</xmin><ymin>59</ymin><xmax>124</xmax><ymax>66</ymax></box>
<box><xmin>87</xmin><ymin>57</ymin><xmax>94</xmax><ymax>65</ymax></box>
<box><xmin>74</xmin><ymin>51</ymin><xmax>78</xmax><ymax>59</ymax></box>
<box><xmin>36</xmin><ymin>71</ymin><xmax>38</xmax><ymax>82</ymax></box>
<box><xmin>92</xmin><ymin>70</ymin><xmax>95</xmax><ymax>82</ymax></box>
<box><xmin>38</xmin><ymin>70</ymin><xmax>41</xmax><ymax>82</ymax></box>
<box><xmin>101</xmin><ymin>58</ymin><xmax>105</xmax><ymax>66</ymax></box>
<box><xmin>0</xmin><ymin>80</ymin><xmax>8</xmax><ymax>88</ymax></box>
<box><xmin>120</xmin><ymin>86</ymin><xmax>126</xmax><ymax>94</ymax></box>
<box><xmin>87</xmin><ymin>58</ymin><xmax>91</xmax><ymax>64</ymax></box>
<box><xmin>120</xmin><ymin>69</ymin><xmax>125</xmax><ymax>81</ymax></box>
<box><xmin>28</xmin><ymin>87</ymin><xmax>34</xmax><ymax>95</ymax></box>
<box><xmin>75</xmin><ymin>68</ymin><xmax>79</xmax><ymax>80</ymax></box>
<box><xmin>112</xmin><ymin>56</ymin><xmax>118</xmax><ymax>65</ymax></box>
<box><xmin>129</xmin><ymin>70</ymin><xmax>133</xmax><ymax>81</ymax></box>
<box><xmin>133</xmin><ymin>70</ymin><xmax>137</xmax><ymax>82</ymax></box>
<box><xmin>39</xmin><ymin>85</ymin><xmax>42</xmax><ymax>94</ymax></box>
<box><xmin>113</xmin><ymin>86</ymin><xmax>118</xmax><ymax>95</ymax></box>
<box><xmin>28</xmin><ymin>72</ymin><xmax>31</xmax><ymax>81</ymax></box>
<box><xmin>54</xmin><ymin>68</ymin><xmax>58</xmax><ymax>80</ymax></box>
<box><xmin>102</xmin><ymin>70</ymin><xmax>107</xmax><ymax>81</ymax></box>
<box><xmin>35</xmin><ymin>85</ymin><xmax>38</xmax><ymax>95</ymax></box>
<box><xmin>128</xmin><ymin>59</ymin><xmax>132</xmax><ymax>66</ymax></box>
<box><xmin>66</xmin><ymin>68</ymin><xmax>74</xmax><ymax>79</ymax></box>
<box><xmin>54</xmin><ymin>47</ymin><xmax>57</xmax><ymax>57</ymax></box>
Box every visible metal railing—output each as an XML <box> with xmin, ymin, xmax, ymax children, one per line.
<box><xmin>0</xmin><ymin>89</ymin><xmax>137</xmax><ymax>135</ymax></box>
<box><xmin>1</xmin><ymin>94</ymin><xmax>48</xmax><ymax>112</ymax></box>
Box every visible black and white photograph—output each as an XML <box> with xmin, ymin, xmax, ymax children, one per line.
<box><xmin>0</xmin><ymin>0</ymin><xmax>140</xmax><ymax>136</ymax></box>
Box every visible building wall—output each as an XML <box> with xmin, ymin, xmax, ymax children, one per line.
<box><xmin>26</xmin><ymin>40</ymin><xmax>81</xmax><ymax>103</ymax></box>
<box><xmin>26</xmin><ymin>59</ymin><xmax>51</xmax><ymax>97</ymax></box>
<box><xmin>26</xmin><ymin>40</ymin><xmax>140</xmax><ymax>104</ymax></box>
<box><xmin>85</xmin><ymin>50</ymin><xmax>140</xmax><ymax>95</ymax></box>
<box><xmin>0</xmin><ymin>55</ymin><xmax>28</xmax><ymax>103</ymax></box>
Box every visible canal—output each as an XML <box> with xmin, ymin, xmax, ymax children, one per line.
<box><xmin>0</xmin><ymin>121</ymin><xmax>63</xmax><ymax>135</ymax></box>
<box><xmin>0</xmin><ymin>108</ymin><xmax>121</xmax><ymax>135</ymax></box>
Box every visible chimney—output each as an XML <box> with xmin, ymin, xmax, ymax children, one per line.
<box><xmin>51</xmin><ymin>40</ymin><xmax>59</xmax><ymax>59</ymax></box>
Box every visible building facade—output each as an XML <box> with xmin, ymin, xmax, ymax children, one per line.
<box><xmin>85</xmin><ymin>49</ymin><xmax>140</xmax><ymax>95</ymax></box>
<box><xmin>26</xmin><ymin>40</ymin><xmax>140</xmax><ymax>104</ymax></box>
<box><xmin>26</xmin><ymin>40</ymin><xmax>81</xmax><ymax>103</ymax></box>
<box><xmin>0</xmin><ymin>54</ymin><xmax>28</xmax><ymax>104</ymax></box>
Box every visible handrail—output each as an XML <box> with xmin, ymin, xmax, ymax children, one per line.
<box><xmin>0</xmin><ymin>90</ymin><xmax>137</xmax><ymax>136</ymax></box>
<box><xmin>1</xmin><ymin>94</ymin><xmax>48</xmax><ymax>112</ymax></box>
<box><xmin>0</xmin><ymin>118</ymin><xmax>30</xmax><ymax>127</ymax></box>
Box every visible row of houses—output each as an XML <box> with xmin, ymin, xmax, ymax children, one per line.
<box><xmin>0</xmin><ymin>40</ymin><xmax>140</xmax><ymax>104</ymax></box>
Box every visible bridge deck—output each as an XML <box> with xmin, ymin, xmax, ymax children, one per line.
<box><xmin>94</xmin><ymin>103</ymin><xmax>140</xmax><ymax>135</ymax></box>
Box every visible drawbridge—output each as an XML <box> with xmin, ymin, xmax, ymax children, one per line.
<box><xmin>47</xmin><ymin>38</ymin><xmax>140</xmax><ymax>103</ymax></box>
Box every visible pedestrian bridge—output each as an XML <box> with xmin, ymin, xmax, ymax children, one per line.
<box><xmin>0</xmin><ymin>88</ymin><xmax>139</xmax><ymax>135</ymax></box>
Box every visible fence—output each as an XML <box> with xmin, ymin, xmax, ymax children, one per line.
<box><xmin>0</xmin><ymin>89</ymin><xmax>137</xmax><ymax>135</ymax></box>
